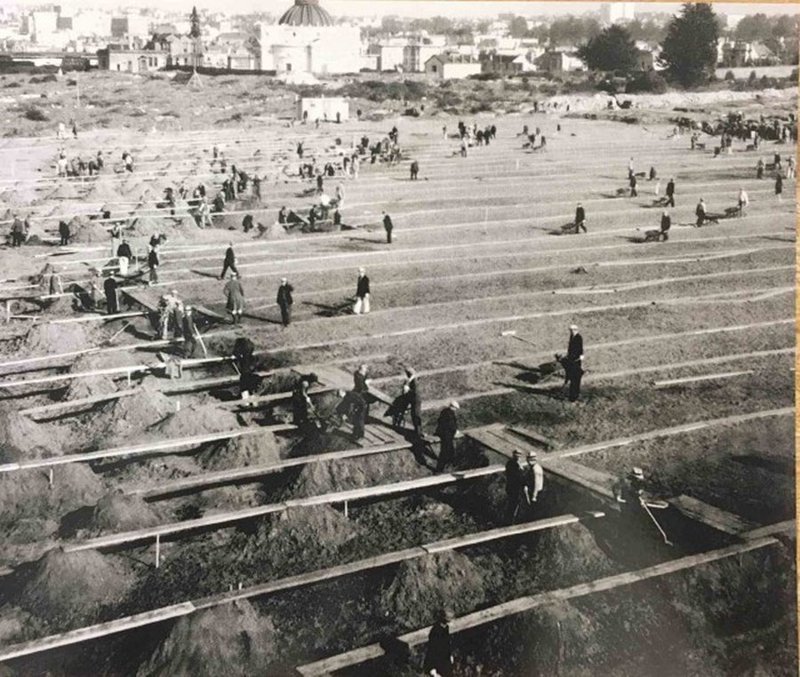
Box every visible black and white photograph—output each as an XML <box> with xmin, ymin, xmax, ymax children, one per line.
<box><xmin>0</xmin><ymin>0</ymin><xmax>796</xmax><ymax>674</ymax></box>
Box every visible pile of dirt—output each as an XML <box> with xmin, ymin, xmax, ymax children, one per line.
<box><xmin>21</xmin><ymin>321</ymin><xmax>96</xmax><ymax>355</ymax></box>
<box><xmin>0</xmin><ymin>404</ymin><xmax>53</xmax><ymax>462</ymax></box>
<box><xmin>148</xmin><ymin>401</ymin><xmax>241</xmax><ymax>439</ymax></box>
<box><xmin>382</xmin><ymin>551</ymin><xmax>485</xmax><ymax>631</ymax></box>
<box><xmin>0</xmin><ymin>464</ymin><xmax>104</xmax><ymax>530</ymax></box>
<box><xmin>85</xmin><ymin>178</ymin><xmax>120</xmax><ymax>202</ymax></box>
<box><xmin>87</xmin><ymin>491</ymin><xmax>161</xmax><ymax>534</ymax></box>
<box><xmin>197</xmin><ymin>430</ymin><xmax>280</xmax><ymax>470</ymax></box>
<box><xmin>126</xmin><ymin>215</ymin><xmax>163</xmax><ymax>238</ymax></box>
<box><xmin>0</xmin><ymin>606</ymin><xmax>36</xmax><ymax>646</ymax></box>
<box><xmin>94</xmin><ymin>384</ymin><xmax>174</xmax><ymax>443</ymax></box>
<box><xmin>46</xmin><ymin>182</ymin><xmax>82</xmax><ymax>201</ymax></box>
<box><xmin>68</xmin><ymin>216</ymin><xmax>111</xmax><ymax>243</ymax></box>
<box><xmin>10</xmin><ymin>549</ymin><xmax>134</xmax><ymax>628</ymax></box>
<box><xmin>136</xmin><ymin>600</ymin><xmax>276</xmax><ymax>677</ymax></box>
<box><xmin>289</xmin><ymin>452</ymin><xmax>425</xmax><ymax>499</ymax></box>
<box><xmin>525</xmin><ymin>522</ymin><xmax>618</xmax><ymax>590</ymax></box>
<box><xmin>264</xmin><ymin>505</ymin><xmax>358</xmax><ymax>562</ymax></box>
<box><xmin>65</xmin><ymin>351</ymin><xmax>135</xmax><ymax>401</ymax></box>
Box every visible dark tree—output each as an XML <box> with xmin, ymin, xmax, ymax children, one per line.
<box><xmin>508</xmin><ymin>16</ymin><xmax>529</xmax><ymax>39</ymax></box>
<box><xmin>189</xmin><ymin>6</ymin><xmax>201</xmax><ymax>39</ymax></box>
<box><xmin>660</xmin><ymin>3</ymin><xmax>720</xmax><ymax>87</ymax></box>
<box><xmin>577</xmin><ymin>24</ymin><xmax>639</xmax><ymax>72</ymax></box>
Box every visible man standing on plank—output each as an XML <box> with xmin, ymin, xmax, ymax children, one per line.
<box><xmin>505</xmin><ymin>449</ymin><xmax>526</xmax><ymax>524</ymax></box>
<box><xmin>277</xmin><ymin>277</ymin><xmax>294</xmax><ymax>327</ymax></box>
<box><xmin>435</xmin><ymin>401</ymin><xmax>460</xmax><ymax>473</ymax></box>
<box><xmin>224</xmin><ymin>272</ymin><xmax>245</xmax><ymax>324</ymax></box>
<box><xmin>117</xmin><ymin>238</ymin><xmax>132</xmax><ymax>276</ymax></box>
<box><xmin>354</xmin><ymin>267</ymin><xmax>371</xmax><ymax>314</ymax></box>
<box><xmin>523</xmin><ymin>450</ymin><xmax>545</xmax><ymax>515</ymax></box>
<box><xmin>574</xmin><ymin>202</ymin><xmax>587</xmax><ymax>234</ymax></box>
<box><xmin>219</xmin><ymin>242</ymin><xmax>238</xmax><ymax>280</ymax></box>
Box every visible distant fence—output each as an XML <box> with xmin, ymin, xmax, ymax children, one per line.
<box><xmin>715</xmin><ymin>65</ymin><xmax>797</xmax><ymax>80</ymax></box>
<box><xmin>167</xmin><ymin>65</ymin><xmax>276</xmax><ymax>77</ymax></box>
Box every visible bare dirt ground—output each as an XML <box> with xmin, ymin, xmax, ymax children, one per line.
<box><xmin>0</xmin><ymin>72</ymin><xmax>795</xmax><ymax>676</ymax></box>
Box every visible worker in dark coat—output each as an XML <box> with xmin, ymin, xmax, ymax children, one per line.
<box><xmin>629</xmin><ymin>173</ymin><xmax>638</xmax><ymax>197</ymax></box>
<box><xmin>505</xmin><ymin>449</ymin><xmax>525</xmax><ymax>524</ymax></box>
<box><xmin>336</xmin><ymin>389</ymin><xmax>367</xmax><ymax>441</ymax></box>
<box><xmin>58</xmin><ymin>220</ymin><xmax>71</xmax><ymax>246</ymax></box>
<box><xmin>147</xmin><ymin>245</ymin><xmax>159</xmax><ymax>285</ymax></box>
<box><xmin>278</xmin><ymin>206</ymin><xmax>287</xmax><ymax>224</ymax></box>
<box><xmin>292</xmin><ymin>373</ymin><xmax>318</xmax><ymax>427</ymax></box>
<box><xmin>219</xmin><ymin>242</ymin><xmax>238</xmax><ymax>280</ymax></box>
<box><xmin>383</xmin><ymin>212</ymin><xmax>393</xmax><ymax>244</ymax></box>
<box><xmin>182</xmin><ymin>305</ymin><xmax>198</xmax><ymax>358</ymax></box>
<box><xmin>277</xmin><ymin>277</ymin><xmax>294</xmax><ymax>327</ymax></box>
<box><xmin>354</xmin><ymin>267</ymin><xmax>370</xmax><ymax>314</ymax></box>
<box><xmin>561</xmin><ymin>324</ymin><xmax>584</xmax><ymax>402</ymax></box>
<box><xmin>775</xmin><ymin>173</ymin><xmax>783</xmax><ymax>201</ymax></box>
<box><xmin>103</xmin><ymin>276</ymin><xmax>119</xmax><ymax>314</ymax></box>
<box><xmin>613</xmin><ymin>466</ymin><xmax>647</xmax><ymax>517</ymax></box>
<box><xmin>404</xmin><ymin>368</ymin><xmax>422</xmax><ymax>436</ymax></box>
<box><xmin>659</xmin><ymin>210</ymin><xmax>671</xmax><ymax>241</ymax></box>
<box><xmin>665</xmin><ymin>178</ymin><xmax>676</xmax><ymax>207</ymax></box>
<box><xmin>434</xmin><ymin>401</ymin><xmax>459</xmax><ymax>473</ymax></box>
<box><xmin>695</xmin><ymin>198</ymin><xmax>707</xmax><ymax>227</ymax></box>
<box><xmin>224</xmin><ymin>272</ymin><xmax>245</xmax><ymax>324</ymax></box>
<box><xmin>410</xmin><ymin>160</ymin><xmax>419</xmax><ymax>180</ymax></box>
<box><xmin>574</xmin><ymin>203</ymin><xmax>586</xmax><ymax>234</ymax></box>
<box><xmin>423</xmin><ymin>611</ymin><xmax>454</xmax><ymax>677</ymax></box>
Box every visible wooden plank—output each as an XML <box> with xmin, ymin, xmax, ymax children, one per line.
<box><xmin>482</xmin><ymin>429</ymin><xmax>525</xmax><ymax>458</ymax></box>
<box><xmin>0</xmin><ymin>603</ymin><xmax>196</xmax><ymax>662</ymax></box>
<box><xmin>668</xmin><ymin>495</ymin><xmax>756</xmax><ymax>535</ymax></box>
<box><xmin>423</xmin><ymin>511</ymin><xmax>605</xmax><ymax>554</ymax></box>
<box><xmin>0</xmin><ymin>425</ymin><xmax>296</xmax><ymax>474</ymax></box>
<box><xmin>507</xmin><ymin>425</ymin><xmax>559</xmax><ymax>450</ymax></box>
<box><xmin>21</xmin><ymin>388</ymin><xmax>141</xmax><ymax>419</ymax></box>
<box><xmin>297</xmin><ymin>536</ymin><xmax>780</xmax><ymax>675</ymax></box>
<box><xmin>120</xmin><ymin>288</ymin><xmax>159</xmax><ymax>313</ymax></box>
<box><xmin>653</xmin><ymin>370</ymin><xmax>754</xmax><ymax>388</ymax></box>
<box><xmin>545</xmin><ymin>459</ymin><xmax>617</xmax><ymax>501</ymax></box>
<box><xmin>742</xmin><ymin>520</ymin><xmax>795</xmax><ymax>540</ymax></box>
<box><xmin>131</xmin><ymin>442</ymin><xmax>412</xmax><ymax>499</ymax></box>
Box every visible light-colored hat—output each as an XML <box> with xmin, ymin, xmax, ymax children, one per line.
<box><xmin>450</xmin><ymin>401</ymin><xmax>460</xmax><ymax>410</ymax></box>
<box><xmin>527</xmin><ymin>451</ymin><xmax>537</xmax><ymax>460</ymax></box>
<box><xmin>630</xmin><ymin>467</ymin><xmax>644</xmax><ymax>479</ymax></box>
<box><xmin>569</xmin><ymin>324</ymin><xmax>578</xmax><ymax>331</ymax></box>
<box><xmin>512</xmin><ymin>449</ymin><xmax>522</xmax><ymax>458</ymax></box>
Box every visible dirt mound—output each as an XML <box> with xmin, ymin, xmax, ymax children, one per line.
<box><xmin>0</xmin><ymin>404</ymin><xmax>53</xmax><ymax>462</ymax></box>
<box><xmin>0</xmin><ymin>464</ymin><xmax>104</xmax><ymax>530</ymax></box>
<box><xmin>85</xmin><ymin>178</ymin><xmax>121</xmax><ymax>202</ymax></box>
<box><xmin>197</xmin><ymin>430</ymin><xmax>280</xmax><ymax>470</ymax></box>
<box><xmin>149</xmin><ymin>401</ymin><xmax>241</xmax><ymax>439</ymax></box>
<box><xmin>69</xmin><ymin>216</ymin><xmax>110</xmax><ymax>243</ymax></box>
<box><xmin>380</xmin><ymin>551</ymin><xmax>486</xmax><ymax>629</ymax></box>
<box><xmin>94</xmin><ymin>384</ymin><xmax>175</xmax><ymax>442</ymax></box>
<box><xmin>126</xmin><ymin>215</ymin><xmax>163</xmax><ymax>238</ymax></box>
<box><xmin>265</xmin><ymin>505</ymin><xmax>358</xmax><ymax>560</ymax></box>
<box><xmin>526</xmin><ymin>522</ymin><xmax>618</xmax><ymax>589</ymax></box>
<box><xmin>289</xmin><ymin>451</ymin><xmax>425</xmax><ymax>498</ymax></box>
<box><xmin>137</xmin><ymin>600</ymin><xmax>276</xmax><ymax>677</ymax></box>
<box><xmin>47</xmin><ymin>182</ymin><xmax>82</xmax><ymax>200</ymax></box>
<box><xmin>65</xmin><ymin>351</ymin><xmax>134</xmax><ymax>401</ymax></box>
<box><xmin>87</xmin><ymin>491</ymin><xmax>161</xmax><ymax>534</ymax></box>
<box><xmin>21</xmin><ymin>321</ymin><xmax>95</xmax><ymax>355</ymax></box>
<box><xmin>11</xmin><ymin>549</ymin><xmax>133</xmax><ymax>627</ymax></box>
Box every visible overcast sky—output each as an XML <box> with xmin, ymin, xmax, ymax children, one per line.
<box><xmin>11</xmin><ymin>0</ymin><xmax>800</xmax><ymax>17</ymax></box>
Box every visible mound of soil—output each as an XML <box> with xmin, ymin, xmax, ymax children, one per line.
<box><xmin>65</xmin><ymin>351</ymin><xmax>135</xmax><ymax>401</ymax></box>
<box><xmin>94</xmin><ymin>384</ymin><xmax>175</xmax><ymax>442</ymax></box>
<box><xmin>380</xmin><ymin>551</ymin><xmax>486</xmax><ymax>629</ymax></box>
<box><xmin>524</xmin><ymin>522</ymin><xmax>618</xmax><ymax>590</ymax></box>
<box><xmin>11</xmin><ymin>549</ymin><xmax>134</xmax><ymax>628</ymax></box>
<box><xmin>149</xmin><ymin>401</ymin><xmax>241</xmax><ymax>439</ymax></box>
<box><xmin>69</xmin><ymin>216</ymin><xmax>110</xmax><ymax>243</ymax></box>
<box><xmin>47</xmin><ymin>182</ymin><xmax>82</xmax><ymax>201</ymax></box>
<box><xmin>197</xmin><ymin>430</ymin><xmax>280</xmax><ymax>470</ymax></box>
<box><xmin>85</xmin><ymin>178</ymin><xmax>120</xmax><ymax>202</ymax></box>
<box><xmin>289</xmin><ymin>451</ymin><xmax>426</xmax><ymax>499</ymax></box>
<box><xmin>137</xmin><ymin>600</ymin><xmax>276</xmax><ymax>677</ymax></box>
<box><xmin>0</xmin><ymin>404</ymin><xmax>53</xmax><ymax>462</ymax></box>
<box><xmin>127</xmin><ymin>215</ymin><xmax>162</xmax><ymax>237</ymax></box>
<box><xmin>265</xmin><ymin>505</ymin><xmax>358</xmax><ymax>562</ymax></box>
<box><xmin>21</xmin><ymin>321</ymin><xmax>95</xmax><ymax>355</ymax></box>
<box><xmin>0</xmin><ymin>606</ymin><xmax>36</xmax><ymax>646</ymax></box>
<box><xmin>0</xmin><ymin>464</ymin><xmax>104</xmax><ymax>531</ymax></box>
<box><xmin>87</xmin><ymin>491</ymin><xmax>160</xmax><ymax>534</ymax></box>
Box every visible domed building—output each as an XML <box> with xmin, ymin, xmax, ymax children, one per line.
<box><xmin>259</xmin><ymin>0</ymin><xmax>362</xmax><ymax>75</ymax></box>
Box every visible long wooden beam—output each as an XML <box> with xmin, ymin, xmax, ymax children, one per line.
<box><xmin>295</xmin><ymin>534</ymin><xmax>783</xmax><ymax>676</ymax></box>
<box><xmin>0</xmin><ymin>512</ymin><xmax>604</xmax><ymax>663</ymax></box>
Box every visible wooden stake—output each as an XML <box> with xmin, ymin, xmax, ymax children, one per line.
<box><xmin>155</xmin><ymin>534</ymin><xmax>160</xmax><ymax>568</ymax></box>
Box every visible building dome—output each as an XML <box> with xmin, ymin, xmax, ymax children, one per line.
<box><xmin>278</xmin><ymin>0</ymin><xmax>334</xmax><ymax>27</ymax></box>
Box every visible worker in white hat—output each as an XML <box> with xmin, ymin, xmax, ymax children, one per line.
<box><xmin>523</xmin><ymin>450</ymin><xmax>544</xmax><ymax>509</ymax></box>
<box><xmin>561</xmin><ymin>324</ymin><xmax>584</xmax><ymax>402</ymax></box>
<box><xmin>613</xmin><ymin>466</ymin><xmax>646</xmax><ymax>514</ymax></box>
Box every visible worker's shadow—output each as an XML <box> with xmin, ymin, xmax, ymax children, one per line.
<box><xmin>189</xmin><ymin>269</ymin><xmax>220</xmax><ymax>279</ymax></box>
<box><xmin>498</xmin><ymin>380</ymin><xmax>568</xmax><ymax>401</ymax></box>
<box><xmin>302</xmin><ymin>300</ymin><xmax>351</xmax><ymax>318</ymax></box>
<box><xmin>241</xmin><ymin>312</ymin><xmax>280</xmax><ymax>324</ymax></box>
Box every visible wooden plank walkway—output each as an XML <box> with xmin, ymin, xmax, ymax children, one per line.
<box><xmin>0</xmin><ymin>512</ymin><xmax>603</xmax><ymax>663</ymax></box>
<box><xmin>120</xmin><ymin>288</ymin><xmax>160</xmax><ymax>314</ymax></box>
<box><xmin>129</xmin><ymin>441</ymin><xmax>413</xmax><ymax>500</ymax></box>
<box><xmin>313</xmin><ymin>366</ymin><xmax>394</xmax><ymax>406</ymax></box>
<box><xmin>296</xmin><ymin>534</ymin><xmax>783</xmax><ymax>676</ymax></box>
<box><xmin>0</xmin><ymin>425</ymin><xmax>296</xmax><ymax>474</ymax></box>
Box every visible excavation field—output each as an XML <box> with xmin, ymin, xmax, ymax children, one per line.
<box><xmin>0</xmin><ymin>81</ymin><xmax>796</xmax><ymax>677</ymax></box>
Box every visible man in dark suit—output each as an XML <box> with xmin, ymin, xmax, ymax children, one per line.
<box><xmin>276</xmin><ymin>277</ymin><xmax>294</xmax><ymax>327</ymax></box>
<box><xmin>659</xmin><ymin>210</ymin><xmax>671</xmax><ymax>241</ymax></box>
<box><xmin>564</xmin><ymin>324</ymin><xmax>584</xmax><ymax>402</ymax></box>
<box><xmin>423</xmin><ymin>610</ymin><xmax>454</xmax><ymax>677</ymax></box>
<box><xmin>505</xmin><ymin>449</ymin><xmax>525</xmax><ymax>524</ymax></box>
<box><xmin>435</xmin><ymin>401</ymin><xmax>460</xmax><ymax>472</ymax></box>
<box><xmin>354</xmin><ymin>267</ymin><xmax>370</xmax><ymax>314</ymax></box>
<box><xmin>665</xmin><ymin>178</ymin><xmax>676</xmax><ymax>207</ymax></box>
<box><xmin>574</xmin><ymin>203</ymin><xmax>586</xmax><ymax>233</ymax></box>
<box><xmin>219</xmin><ymin>242</ymin><xmax>237</xmax><ymax>280</ymax></box>
<box><xmin>410</xmin><ymin>160</ymin><xmax>419</xmax><ymax>180</ymax></box>
<box><xmin>383</xmin><ymin>212</ymin><xmax>394</xmax><ymax>244</ymax></box>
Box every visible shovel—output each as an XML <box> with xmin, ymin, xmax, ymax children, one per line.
<box><xmin>500</xmin><ymin>330</ymin><xmax>537</xmax><ymax>348</ymax></box>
